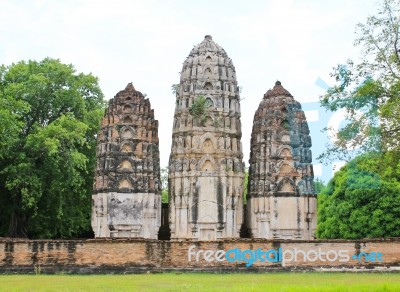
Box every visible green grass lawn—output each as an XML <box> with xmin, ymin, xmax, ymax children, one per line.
<box><xmin>0</xmin><ymin>273</ymin><xmax>399</xmax><ymax>291</ymax></box>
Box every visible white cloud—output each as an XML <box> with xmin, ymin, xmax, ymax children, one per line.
<box><xmin>305</xmin><ymin>110</ymin><xmax>319</xmax><ymax>122</ymax></box>
<box><xmin>313</xmin><ymin>164</ymin><xmax>323</xmax><ymax>177</ymax></box>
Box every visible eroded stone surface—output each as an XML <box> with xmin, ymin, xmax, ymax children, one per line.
<box><xmin>168</xmin><ymin>35</ymin><xmax>244</xmax><ymax>240</ymax></box>
<box><xmin>92</xmin><ymin>83</ymin><xmax>161</xmax><ymax>238</ymax></box>
<box><xmin>247</xmin><ymin>81</ymin><xmax>317</xmax><ymax>240</ymax></box>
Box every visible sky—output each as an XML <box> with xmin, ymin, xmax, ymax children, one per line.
<box><xmin>0</xmin><ymin>0</ymin><xmax>380</xmax><ymax>182</ymax></box>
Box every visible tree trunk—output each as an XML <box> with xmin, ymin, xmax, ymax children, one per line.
<box><xmin>9</xmin><ymin>212</ymin><xmax>29</xmax><ymax>238</ymax></box>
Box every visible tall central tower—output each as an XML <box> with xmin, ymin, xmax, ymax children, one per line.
<box><xmin>168</xmin><ymin>35</ymin><xmax>244</xmax><ymax>240</ymax></box>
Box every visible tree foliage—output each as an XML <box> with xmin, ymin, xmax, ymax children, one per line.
<box><xmin>314</xmin><ymin>178</ymin><xmax>326</xmax><ymax>194</ymax></box>
<box><xmin>160</xmin><ymin>167</ymin><xmax>168</xmax><ymax>203</ymax></box>
<box><xmin>317</xmin><ymin>152</ymin><xmax>400</xmax><ymax>239</ymax></box>
<box><xmin>0</xmin><ymin>58</ymin><xmax>105</xmax><ymax>238</ymax></box>
<box><xmin>318</xmin><ymin>0</ymin><xmax>400</xmax><ymax>239</ymax></box>
<box><xmin>171</xmin><ymin>84</ymin><xmax>180</xmax><ymax>96</ymax></box>
<box><xmin>189</xmin><ymin>95</ymin><xmax>207</xmax><ymax>126</ymax></box>
<box><xmin>243</xmin><ymin>168</ymin><xmax>248</xmax><ymax>203</ymax></box>
<box><xmin>319</xmin><ymin>0</ymin><xmax>400</xmax><ymax>163</ymax></box>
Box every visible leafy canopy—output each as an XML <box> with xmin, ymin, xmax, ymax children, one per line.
<box><xmin>317</xmin><ymin>152</ymin><xmax>400</xmax><ymax>239</ymax></box>
<box><xmin>0</xmin><ymin>58</ymin><xmax>105</xmax><ymax>238</ymax></box>
<box><xmin>317</xmin><ymin>0</ymin><xmax>400</xmax><ymax>239</ymax></box>
<box><xmin>319</xmin><ymin>0</ymin><xmax>400</xmax><ymax>163</ymax></box>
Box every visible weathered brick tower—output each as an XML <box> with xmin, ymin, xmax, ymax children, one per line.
<box><xmin>92</xmin><ymin>83</ymin><xmax>161</xmax><ymax>238</ymax></box>
<box><xmin>247</xmin><ymin>81</ymin><xmax>317</xmax><ymax>239</ymax></box>
<box><xmin>168</xmin><ymin>35</ymin><xmax>244</xmax><ymax>240</ymax></box>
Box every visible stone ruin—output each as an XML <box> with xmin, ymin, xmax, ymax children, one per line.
<box><xmin>246</xmin><ymin>81</ymin><xmax>317</xmax><ymax>239</ymax></box>
<box><xmin>168</xmin><ymin>35</ymin><xmax>245</xmax><ymax>240</ymax></box>
<box><xmin>91</xmin><ymin>37</ymin><xmax>317</xmax><ymax>241</ymax></box>
<box><xmin>91</xmin><ymin>83</ymin><xmax>161</xmax><ymax>238</ymax></box>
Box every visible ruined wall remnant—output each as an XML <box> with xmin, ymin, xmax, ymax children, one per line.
<box><xmin>1</xmin><ymin>238</ymin><xmax>399</xmax><ymax>273</ymax></box>
<box><xmin>168</xmin><ymin>35</ymin><xmax>244</xmax><ymax>240</ymax></box>
<box><xmin>247</xmin><ymin>81</ymin><xmax>317</xmax><ymax>240</ymax></box>
<box><xmin>92</xmin><ymin>83</ymin><xmax>161</xmax><ymax>238</ymax></box>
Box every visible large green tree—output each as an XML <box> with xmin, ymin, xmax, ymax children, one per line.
<box><xmin>318</xmin><ymin>0</ymin><xmax>400</xmax><ymax>239</ymax></box>
<box><xmin>317</xmin><ymin>152</ymin><xmax>400</xmax><ymax>239</ymax></box>
<box><xmin>319</xmin><ymin>0</ymin><xmax>400</xmax><ymax>162</ymax></box>
<box><xmin>0</xmin><ymin>58</ymin><xmax>105</xmax><ymax>238</ymax></box>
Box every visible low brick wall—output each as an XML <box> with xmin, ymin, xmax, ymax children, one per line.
<box><xmin>1</xmin><ymin>238</ymin><xmax>399</xmax><ymax>274</ymax></box>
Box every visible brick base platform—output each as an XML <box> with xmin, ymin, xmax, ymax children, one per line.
<box><xmin>1</xmin><ymin>238</ymin><xmax>399</xmax><ymax>274</ymax></box>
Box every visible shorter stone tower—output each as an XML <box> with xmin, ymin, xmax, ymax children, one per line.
<box><xmin>92</xmin><ymin>83</ymin><xmax>161</xmax><ymax>238</ymax></box>
<box><xmin>247</xmin><ymin>81</ymin><xmax>317</xmax><ymax>240</ymax></box>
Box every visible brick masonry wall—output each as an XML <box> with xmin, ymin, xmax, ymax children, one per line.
<box><xmin>0</xmin><ymin>238</ymin><xmax>399</xmax><ymax>273</ymax></box>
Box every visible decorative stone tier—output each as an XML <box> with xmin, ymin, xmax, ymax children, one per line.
<box><xmin>247</xmin><ymin>81</ymin><xmax>316</xmax><ymax>240</ymax></box>
<box><xmin>92</xmin><ymin>83</ymin><xmax>161</xmax><ymax>239</ymax></box>
<box><xmin>168</xmin><ymin>35</ymin><xmax>244</xmax><ymax>240</ymax></box>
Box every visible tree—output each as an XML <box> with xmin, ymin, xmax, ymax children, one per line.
<box><xmin>317</xmin><ymin>0</ymin><xmax>400</xmax><ymax>239</ymax></box>
<box><xmin>314</xmin><ymin>178</ymin><xmax>326</xmax><ymax>194</ymax></box>
<box><xmin>243</xmin><ymin>168</ymin><xmax>248</xmax><ymax>203</ymax></box>
<box><xmin>0</xmin><ymin>58</ymin><xmax>105</xmax><ymax>238</ymax></box>
<box><xmin>160</xmin><ymin>167</ymin><xmax>169</xmax><ymax>203</ymax></box>
<box><xmin>319</xmin><ymin>0</ymin><xmax>400</xmax><ymax>163</ymax></box>
<box><xmin>317</xmin><ymin>152</ymin><xmax>400</xmax><ymax>239</ymax></box>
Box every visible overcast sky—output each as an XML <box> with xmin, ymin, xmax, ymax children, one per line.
<box><xmin>1</xmin><ymin>0</ymin><xmax>379</xmax><ymax>182</ymax></box>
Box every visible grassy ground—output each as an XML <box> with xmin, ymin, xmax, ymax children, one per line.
<box><xmin>0</xmin><ymin>273</ymin><xmax>399</xmax><ymax>291</ymax></box>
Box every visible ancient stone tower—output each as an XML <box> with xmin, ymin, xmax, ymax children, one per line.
<box><xmin>92</xmin><ymin>83</ymin><xmax>161</xmax><ymax>238</ymax></box>
<box><xmin>168</xmin><ymin>35</ymin><xmax>244</xmax><ymax>240</ymax></box>
<box><xmin>247</xmin><ymin>81</ymin><xmax>317</xmax><ymax>240</ymax></box>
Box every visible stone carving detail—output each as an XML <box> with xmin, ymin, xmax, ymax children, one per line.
<box><xmin>247</xmin><ymin>81</ymin><xmax>317</xmax><ymax>240</ymax></box>
<box><xmin>92</xmin><ymin>83</ymin><xmax>161</xmax><ymax>239</ymax></box>
<box><xmin>169</xmin><ymin>35</ymin><xmax>244</xmax><ymax>240</ymax></box>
